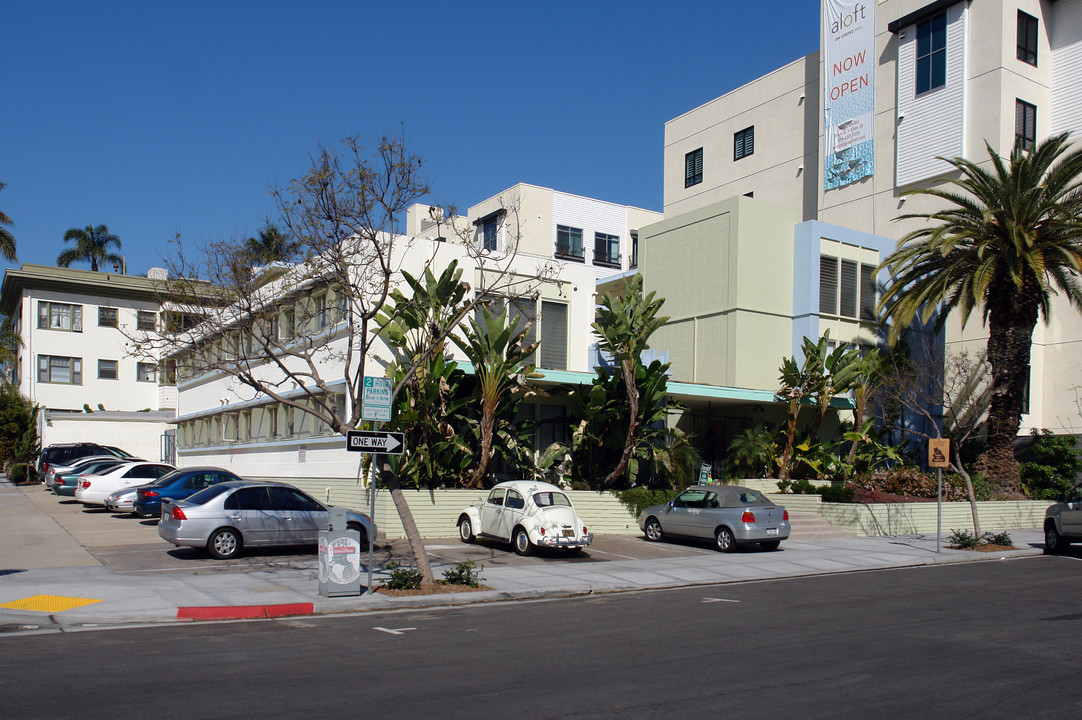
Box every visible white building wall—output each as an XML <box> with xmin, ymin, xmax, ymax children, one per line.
<box><xmin>1051</xmin><ymin>0</ymin><xmax>1082</xmax><ymax>135</ymax></box>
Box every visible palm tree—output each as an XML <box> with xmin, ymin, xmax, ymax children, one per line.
<box><xmin>879</xmin><ymin>133</ymin><xmax>1082</xmax><ymax>495</ymax></box>
<box><xmin>245</xmin><ymin>222</ymin><xmax>301</xmax><ymax>264</ymax></box>
<box><xmin>57</xmin><ymin>225</ymin><xmax>123</xmax><ymax>272</ymax></box>
<box><xmin>0</xmin><ymin>182</ymin><xmax>17</xmax><ymax>262</ymax></box>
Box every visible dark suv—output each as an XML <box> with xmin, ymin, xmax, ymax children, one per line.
<box><xmin>37</xmin><ymin>443</ymin><xmax>119</xmax><ymax>477</ymax></box>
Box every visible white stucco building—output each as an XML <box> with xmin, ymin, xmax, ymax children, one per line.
<box><xmin>0</xmin><ymin>264</ymin><xmax>177</xmax><ymax>461</ymax></box>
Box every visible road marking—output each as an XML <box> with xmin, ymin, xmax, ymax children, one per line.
<box><xmin>702</xmin><ymin>597</ymin><xmax>740</xmax><ymax>603</ymax></box>
<box><xmin>374</xmin><ymin>626</ymin><xmax>417</xmax><ymax>635</ymax></box>
<box><xmin>584</xmin><ymin>548</ymin><xmax>640</xmax><ymax>560</ymax></box>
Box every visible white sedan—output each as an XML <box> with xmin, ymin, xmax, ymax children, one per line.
<box><xmin>457</xmin><ymin>480</ymin><xmax>592</xmax><ymax>556</ymax></box>
<box><xmin>74</xmin><ymin>462</ymin><xmax>176</xmax><ymax>506</ymax></box>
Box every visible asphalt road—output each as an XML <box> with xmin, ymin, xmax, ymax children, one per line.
<box><xmin>3</xmin><ymin>556</ymin><xmax>1079</xmax><ymax>719</ymax></box>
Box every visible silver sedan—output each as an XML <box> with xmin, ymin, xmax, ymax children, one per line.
<box><xmin>637</xmin><ymin>485</ymin><xmax>790</xmax><ymax>552</ymax></box>
<box><xmin>158</xmin><ymin>480</ymin><xmax>376</xmax><ymax>559</ymax></box>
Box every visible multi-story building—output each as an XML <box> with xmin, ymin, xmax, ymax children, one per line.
<box><xmin>0</xmin><ymin>264</ymin><xmax>177</xmax><ymax>460</ymax></box>
<box><xmin>645</xmin><ymin>0</ymin><xmax>1082</xmax><ymax>437</ymax></box>
<box><xmin>171</xmin><ymin>186</ymin><xmax>662</xmax><ymax>480</ymax></box>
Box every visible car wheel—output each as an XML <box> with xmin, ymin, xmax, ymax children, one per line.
<box><xmin>513</xmin><ymin>527</ymin><xmax>532</xmax><ymax>556</ymax></box>
<box><xmin>1045</xmin><ymin>522</ymin><xmax>1066</xmax><ymax>555</ymax></box>
<box><xmin>715</xmin><ymin>526</ymin><xmax>737</xmax><ymax>553</ymax></box>
<box><xmin>347</xmin><ymin>522</ymin><xmax>369</xmax><ymax>548</ymax></box>
<box><xmin>644</xmin><ymin>517</ymin><xmax>664</xmax><ymax>542</ymax></box>
<box><xmin>207</xmin><ymin>528</ymin><xmax>242</xmax><ymax>560</ymax></box>
<box><xmin>459</xmin><ymin>516</ymin><xmax>475</xmax><ymax>544</ymax></box>
<box><xmin>759</xmin><ymin>540</ymin><xmax>781</xmax><ymax>551</ymax></box>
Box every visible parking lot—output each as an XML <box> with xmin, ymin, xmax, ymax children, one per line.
<box><xmin>18</xmin><ymin>483</ymin><xmax>719</xmax><ymax>576</ymax></box>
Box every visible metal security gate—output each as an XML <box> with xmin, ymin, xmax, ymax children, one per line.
<box><xmin>161</xmin><ymin>429</ymin><xmax>176</xmax><ymax>465</ymax></box>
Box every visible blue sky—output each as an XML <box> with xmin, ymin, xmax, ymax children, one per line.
<box><xmin>2</xmin><ymin>0</ymin><xmax>820</xmax><ymax>277</ymax></box>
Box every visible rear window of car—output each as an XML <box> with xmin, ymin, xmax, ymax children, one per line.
<box><xmin>186</xmin><ymin>484</ymin><xmax>232</xmax><ymax>505</ymax></box>
<box><xmin>533</xmin><ymin>491</ymin><xmax>571</xmax><ymax>507</ymax></box>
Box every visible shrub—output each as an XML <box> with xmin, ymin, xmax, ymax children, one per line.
<box><xmin>7</xmin><ymin>463</ymin><xmax>29</xmax><ymax>483</ymax></box>
<box><xmin>852</xmin><ymin>467</ymin><xmax>968</xmax><ymax>500</ymax></box>
<box><xmin>984</xmin><ymin>530</ymin><xmax>1013</xmax><ymax>546</ymax></box>
<box><xmin>775</xmin><ymin>478</ymin><xmax>817</xmax><ymax>494</ymax></box>
<box><xmin>948</xmin><ymin>529</ymin><xmax>980</xmax><ymax>548</ymax></box>
<box><xmin>818</xmin><ymin>484</ymin><xmax>854</xmax><ymax>503</ymax></box>
<box><xmin>441</xmin><ymin>560</ymin><xmax>484</xmax><ymax>587</ymax></box>
<box><xmin>614</xmin><ymin>487</ymin><xmax>680</xmax><ymax>518</ymax></box>
<box><xmin>383</xmin><ymin>561</ymin><xmax>422</xmax><ymax>590</ymax></box>
<box><xmin>1020</xmin><ymin>430</ymin><xmax>1082</xmax><ymax>500</ymax></box>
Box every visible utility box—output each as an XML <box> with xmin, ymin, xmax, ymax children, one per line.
<box><xmin>318</xmin><ymin>507</ymin><xmax>362</xmax><ymax>597</ymax></box>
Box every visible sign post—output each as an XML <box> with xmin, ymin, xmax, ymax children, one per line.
<box><xmin>928</xmin><ymin>438</ymin><xmax>951</xmax><ymax>553</ymax></box>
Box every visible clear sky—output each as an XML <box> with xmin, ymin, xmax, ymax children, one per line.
<box><xmin>2</xmin><ymin>0</ymin><xmax>821</xmax><ymax>277</ymax></box>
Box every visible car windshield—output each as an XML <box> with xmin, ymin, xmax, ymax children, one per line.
<box><xmin>533</xmin><ymin>491</ymin><xmax>571</xmax><ymax>508</ymax></box>
<box><xmin>186</xmin><ymin>484</ymin><xmax>232</xmax><ymax>505</ymax></box>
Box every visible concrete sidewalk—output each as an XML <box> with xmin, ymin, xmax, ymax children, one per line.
<box><xmin>0</xmin><ymin>478</ymin><xmax>1047</xmax><ymax>634</ymax></box>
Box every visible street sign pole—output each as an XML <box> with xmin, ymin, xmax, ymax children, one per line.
<box><xmin>368</xmin><ymin>423</ymin><xmax>380</xmax><ymax>595</ymax></box>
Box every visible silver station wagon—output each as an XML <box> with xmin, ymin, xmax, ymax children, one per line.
<box><xmin>637</xmin><ymin>484</ymin><xmax>790</xmax><ymax>552</ymax></box>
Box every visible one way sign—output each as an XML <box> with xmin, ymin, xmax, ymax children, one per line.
<box><xmin>346</xmin><ymin>430</ymin><xmax>405</xmax><ymax>454</ymax></box>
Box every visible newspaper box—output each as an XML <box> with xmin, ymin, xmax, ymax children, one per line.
<box><xmin>318</xmin><ymin>507</ymin><xmax>362</xmax><ymax>597</ymax></box>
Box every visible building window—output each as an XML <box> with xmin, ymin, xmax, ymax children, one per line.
<box><xmin>539</xmin><ymin>301</ymin><xmax>568</xmax><ymax>370</ymax></box>
<box><xmin>555</xmin><ymin>225</ymin><xmax>584</xmax><ymax>261</ymax></box>
<box><xmin>915</xmin><ymin>12</ymin><xmax>947</xmax><ymax>94</ymax></box>
<box><xmin>281</xmin><ymin>308</ymin><xmax>295</xmax><ymax>341</ymax></box>
<box><xmin>98</xmin><ymin>359</ymin><xmax>118</xmax><ymax>380</ymax></box>
<box><xmin>137</xmin><ymin>311</ymin><xmax>157</xmax><ymax>332</ymax></box>
<box><xmin>1016</xmin><ymin>99</ymin><xmax>1036</xmax><ymax>150</ymax></box>
<box><xmin>630</xmin><ymin>231</ymin><xmax>639</xmax><ymax>269</ymax></box>
<box><xmin>159</xmin><ymin>359</ymin><xmax>177</xmax><ymax>386</ymax></box>
<box><xmin>37</xmin><ymin>302</ymin><xmax>82</xmax><ymax>332</ymax></box>
<box><xmin>734</xmin><ymin>127</ymin><xmax>754</xmax><ymax>160</ymax></box>
<box><xmin>820</xmin><ymin>255</ymin><xmax>878</xmax><ymax>321</ymax></box>
<box><xmin>38</xmin><ymin>355</ymin><xmax>82</xmax><ymax>384</ymax></box>
<box><xmin>313</xmin><ymin>293</ymin><xmax>328</xmax><ymax>331</ymax></box>
<box><xmin>98</xmin><ymin>307</ymin><xmax>118</xmax><ymax>328</ymax></box>
<box><xmin>685</xmin><ymin>148</ymin><xmax>703</xmax><ymax>187</ymax></box>
<box><xmin>1017</xmin><ymin>10</ymin><xmax>1038</xmax><ymax>67</ymax></box>
<box><xmin>593</xmin><ymin>232</ymin><xmax>620</xmax><ymax>267</ymax></box>
<box><xmin>482</xmin><ymin>218</ymin><xmax>498</xmax><ymax>251</ymax></box>
<box><xmin>137</xmin><ymin>362</ymin><xmax>157</xmax><ymax>382</ymax></box>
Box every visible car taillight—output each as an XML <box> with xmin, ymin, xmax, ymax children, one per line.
<box><xmin>141</xmin><ymin>490</ymin><xmax>159</xmax><ymax>498</ymax></box>
<box><xmin>783</xmin><ymin>510</ymin><xmax>789</xmax><ymax>521</ymax></box>
<box><xmin>741</xmin><ymin>511</ymin><xmax>755</xmax><ymax>523</ymax></box>
<box><xmin>170</xmin><ymin>506</ymin><xmax>187</xmax><ymax>520</ymax></box>
<box><xmin>80</xmin><ymin>479</ymin><xmax>91</xmax><ymax>489</ymax></box>
<box><xmin>583</xmin><ymin>526</ymin><xmax>588</xmax><ymax>535</ymax></box>
<box><xmin>538</xmin><ymin>527</ymin><xmax>546</xmax><ymax>535</ymax></box>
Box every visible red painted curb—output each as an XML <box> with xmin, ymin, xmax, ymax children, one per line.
<box><xmin>177</xmin><ymin>603</ymin><xmax>315</xmax><ymax>621</ymax></box>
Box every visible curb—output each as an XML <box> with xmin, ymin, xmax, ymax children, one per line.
<box><xmin>176</xmin><ymin>602</ymin><xmax>316</xmax><ymax>621</ymax></box>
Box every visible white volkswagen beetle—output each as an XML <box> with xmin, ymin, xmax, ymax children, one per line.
<box><xmin>457</xmin><ymin>480</ymin><xmax>592</xmax><ymax>556</ymax></box>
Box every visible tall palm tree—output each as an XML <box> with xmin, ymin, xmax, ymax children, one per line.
<box><xmin>245</xmin><ymin>222</ymin><xmax>301</xmax><ymax>264</ymax></box>
<box><xmin>57</xmin><ymin>224</ymin><xmax>123</xmax><ymax>272</ymax></box>
<box><xmin>0</xmin><ymin>182</ymin><xmax>17</xmax><ymax>262</ymax></box>
<box><xmin>879</xmin><ymin>133</ymin><xmax>1082</xmax><ymax>495</ymax></box>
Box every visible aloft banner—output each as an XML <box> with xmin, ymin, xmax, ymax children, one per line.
<box><xmin>823</xmin><ymin>0</ymin><xmax>875</xmax><ymax>190</ymax></box>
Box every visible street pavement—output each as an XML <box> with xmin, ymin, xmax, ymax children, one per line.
<box><xmin>0</xmin><ymin>476</ymin><xmax>1047</xmax><ymax>634</ymax></box>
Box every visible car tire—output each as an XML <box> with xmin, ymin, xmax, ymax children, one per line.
<box><xmin>715</xmin><ymin>526</ymin><xmax>737</xmax><ymax>553</ymax></box>
<box><xmin>759</xmin><ymin>540</ymin><xmax>781</xmax><ymax>551</ymax></box>
<box><xmin>1044</xmin><ymin>522</ymin><xmax>1066</xmax><ymax>555</ymax></box>
<box><xmin>513</xmin><ymin>527</ymin><xmax>532</xmax><ymax>556</ymax></box>
<box><xmin>347</xmin><ymin>522</ymin><xmax>369</xmax><ymax>549</ymax></box>
<box><xmin>207</xmin><ymin>528</ymin><xmax>243</xmax><ymax>560</ymax></box>
<box><xmin>459</xmin><ymin>516</ymin><xmax>475</xmax><ymax>544</ymax></box>
<box><xmin>644</xmin><ymin>517</ymin><xmax>664</xmax><ymax>542</ymax></box>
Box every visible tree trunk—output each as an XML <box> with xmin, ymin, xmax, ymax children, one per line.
<box><xmin>602</xmin><ymin>358</ymin><xmax>640</xmax><ymax>488</ymax></box>
<box><xmin>951</xmin><ymin>446</ymin><xmax>981</xmax><ymax>538</ymax></box>
<box><xmin>467</xmin><ymin>399</ymin><xmax>496</xmax><ymax>488</ymax></box>
<box><xmin>778</xmin><ymin>398</ymin><xmax>800</xmax><ymax>480</ymax></box>
<box><xmin>975</xmin><ymin>280</ymin><xmax>1039</xmax><ymax>497</ymax></box>
<box><xmin>379</xmin><ymin>457</ymin><xmax>436</xmax><ymax>587</ymax></box>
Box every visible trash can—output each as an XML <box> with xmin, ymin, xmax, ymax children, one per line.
<box><xmin>318</xmin><ymin>507</ymin><xmax>363</xmax><ymax>597</ymax></box>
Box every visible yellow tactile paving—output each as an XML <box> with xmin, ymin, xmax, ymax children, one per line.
<box><xmin>0</xmin><ymin>594</ymin><xmax>103</xmax><ymax>613</ymax></box>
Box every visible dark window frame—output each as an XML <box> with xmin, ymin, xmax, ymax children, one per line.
<box><xmin>1016</xmin><ymin>99</ymin><xmax>1036</xmax><ymax>150</ymax></box>
<box><xmin>98</xmin><ymin>359</ymin><xmax>118</xmax><ymax>380</ymax></box>
<box><xmin>593</xmin><ymin>232</ymin><xmax>620</xmax><ymax>267</ymax></box>
<box><xmin>915</xmin><ymin>12</ymin><xmax>947</xmax><ymax>95</ymax></box>
<box><xmin>37</xmin><ymin>355</ymin><xmax>82</xmax><ymax>384</ymax></box>
<box><xmin>684</xmin><ymin>148</ymin><xmax>703</xmax><ymax>187</ymax></box>
<box><xmin>734</xmin><ymin>126</ymin><xmax>754</xmax><ymax>161</ymax></box>
<box><xmin>1017</xmin><ymin>10</ymin><xmax>1038</xmax><ymax>66</ymax></box>
<box><xmin>555</xmin><ymin>225</ymin><xmax>584</xmax><ymax>261</ymax></box>
<box><xmin>137</xmin><ymin>310</ymin><xmax>157</xmax><ymax>332</ymax></box>
<box><xmin>98</xmin><ymin>307</ymin><xmax>118</xmax><ymax>328</ymax></box>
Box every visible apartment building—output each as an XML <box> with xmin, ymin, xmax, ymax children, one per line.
<box><xmin>0</xmin><ymin>264</ymin><xmax>177</xmax><ymax>460</ymax></box>
<box><xmin>647</xmin><ymin>0</ymin><xmax>1082</xmax><ymax>435</ymax></box>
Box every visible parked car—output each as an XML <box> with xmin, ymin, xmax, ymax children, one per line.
<box><xmin>75</xmin><ymin>462</ymin><xmax>176</xmax><ymax>506</ymax></box>
<box><xmin>104</xmin><ymin>487</ymin><xmax>139</xmax><ymax>513</ymax></box>
<box><xmin>39</xmin><ymin>445</ymin><xmax>136</xmax><ymax>490</ymax></box>
<box><xmin>53</xmin><ymin>458</ymin><xmax>134</xmax><ymax>496</ymax></box>
<box><xmin>456</xmin><ymin>480</ymin><xmax>592</xmax><ymax>556</ymax></box>
<box><xmin>1043</xmin><ymin>483</ymin><xmax>1082</xmax><ymax>554</ymax></box>
<box><xmin>44</xmin><ymin>454</ymin><xmax>134</xmax><ymax>493</ymax></box>
<box><xmin>158</xmin><ymin>480</ymin><xmax>376</xmax><ymax>560</ymax></box>
<box><xmin>133</xmin><ymin>467</ymin><xmax>243</xmax><ymax>518</ymax></box>
<box><xmin>637</xmin><ymin>484</ymin><xmax>790</xmax><ymax>552</ymax></box>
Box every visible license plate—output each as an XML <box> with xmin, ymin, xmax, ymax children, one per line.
<box><xmin>562</xmin><ymin>528</ymin><xmax>575</xmax><ymax>537</ymax></box>
<box><xmin>766</xmin><ymin>528</ymin><xmax>779</xmax><ymax>536</ymax></box>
